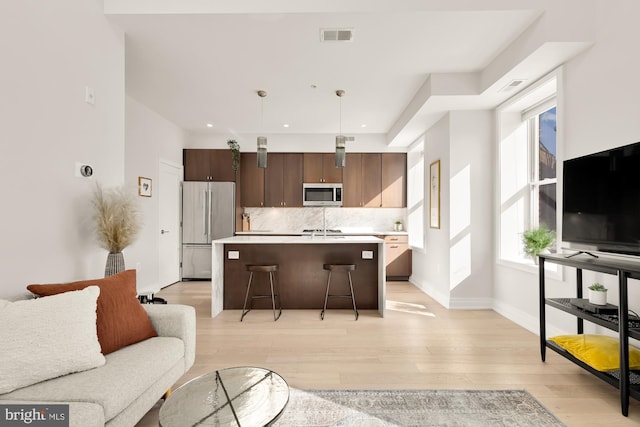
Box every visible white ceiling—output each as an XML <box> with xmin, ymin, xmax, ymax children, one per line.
<box><xmin>105</xmin><ymin>1</ymin><xmax>592</xmax><ymax>146</ymax></box>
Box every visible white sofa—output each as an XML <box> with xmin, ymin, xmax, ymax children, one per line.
<box><xmin>0</xmin><ymin>303</ymin><xmax>196</xmax><ymax>427</ymax></box>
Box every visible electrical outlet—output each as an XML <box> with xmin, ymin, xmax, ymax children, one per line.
<box><xmin>362</xmin><ymin>250</ymin><xmax>374</xmax><ymax>260</ymax></box>
<box><xmin>228</xmin><ymin>251</ymin><xmax>240</xmax><ymax>260</ymax></box>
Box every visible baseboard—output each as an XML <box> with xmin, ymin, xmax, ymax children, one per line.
<box><xmin>449</xmin><ymin>297</ymin><xmax>493</xmax><ymax>310</ymax></box>
<box><xmin>492</xmin><ymin>299</ymin><xmax>564</xmax><ymax>337</ymax></box>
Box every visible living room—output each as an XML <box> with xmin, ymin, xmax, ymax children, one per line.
<box><xmin>3</xmin><ymin>0</ymin><xmax>640</xmax><ymax>426</ymax></box>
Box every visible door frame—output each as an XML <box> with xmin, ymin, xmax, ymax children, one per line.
<box><xmin>158</xmin><ymin>159</ymin><xmax>183</xmax><ymax>287</ymax></box>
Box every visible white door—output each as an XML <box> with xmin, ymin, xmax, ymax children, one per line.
<box><xmin>158</xmin><ymin>160</ymin><xmax>182</xmax><ymax>287</ymax></box>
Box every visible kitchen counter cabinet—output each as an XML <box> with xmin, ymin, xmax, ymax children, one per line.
<box><xmin>303</xmin><ymin>153</ymin><xmax>342</xmax><ymax>183</ymax></box>
<box><xmin>211</xmin><ymin>235</ymin><xmax>385</xmax><ymax>318</ymax></box>
<box><xmin>381</xmin><ymin>234</ymin><xmax>412</xmax><ymax>280</ymax></box>
<box><xmin>240</xmin><ymin>152</ymin><xmax>265</xmax><ymax>207</ymax></box>
<box><xmin>265</xmin><ymin>153</ymin><xmax>303</xmax><ymax>207</ymax></box>
<box><xmin>183</xmin><ymin>149</ymin><xmax>236</xmax><ymax>182</ymax></box>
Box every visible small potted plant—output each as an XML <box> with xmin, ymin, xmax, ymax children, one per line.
<box><xmin>394</xmin><ymin>220</ymin><xmax>403</xmax><ymax>232</ymax></box>
<box><xmin>588</xmin><ymin>283</ymin><xmax>608</xmax><ymax>305</ymax></box>
<box><xmin>522</xmin><ymin>226</ymin><xmax>555</xmax><ymax>264</ymax></box>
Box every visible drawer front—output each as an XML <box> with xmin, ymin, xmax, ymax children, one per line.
<box><xmin>383</xmin><ymin>235</ymin><xmax>408</xmax><ymax>243</ymax></box>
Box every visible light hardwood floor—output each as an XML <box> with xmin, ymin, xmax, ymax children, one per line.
<box><xmin>136</xmin><ymin>281</ymin><xmax>640</xmax><ymax>426</ymax></box>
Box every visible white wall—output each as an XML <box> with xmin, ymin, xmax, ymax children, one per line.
<box><xmin>411</xmin><ymin>112</ymin><xmax>494</xmax><ymax>309</ymax></box>
<box><xmin>0</xmin><ymin>0</ymin><xmax>126</xmax><ymax>299</ymax></box>
<box><xmin>493</xmin><ymin>0</ymin><xmax>640</xmax><ymax>336</ymax></box>
<box><xmin>449</xmin><ymin>111</ymin><xmax>494</xmax><ymax>304</ymax></box>
<box><xmin>411</xmin><ymin>114</ymin><xmax>451</xmax><ymax>306</ymax></box>
<box><xmin>124</xmin><ymin>96</ymin><xmax>186</xmax><ymax>290</ymax></box>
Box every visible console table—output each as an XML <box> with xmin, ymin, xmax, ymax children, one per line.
<box><xmin>539</xmin><ymin>253</ymin><xmax>640</xmax><ymax>416</ymax></box>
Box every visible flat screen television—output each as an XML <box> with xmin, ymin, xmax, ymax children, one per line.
<box><xmin>563</xmin><ymin>141</ymin><xmax>640</xmax><ymax>255</ymax></box>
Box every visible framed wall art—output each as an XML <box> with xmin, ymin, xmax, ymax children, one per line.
<box><xmin>429</xmin><ymin>160</ymin><xmax>440</xmax><ymax>229</ymax></box>
<box><xmin>138</xmin><ymin>177</ymin><xmax>152</xmax><ymax>197</ymax></box>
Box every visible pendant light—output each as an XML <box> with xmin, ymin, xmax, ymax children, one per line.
<box><xmin>257</xmin><ymin>90</ymin><xmax>267</xmax><ymax>168</ymax></box>
<box><xmin>335</xmin><ymin>90</ymin><xmax>346</xmax><ymax>168</ymax></box>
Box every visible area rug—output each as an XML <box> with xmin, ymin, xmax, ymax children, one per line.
<box><xmin>273</xmin><ymin>389</ymin><xmax>564</xmax><ymax>426</ymax></box>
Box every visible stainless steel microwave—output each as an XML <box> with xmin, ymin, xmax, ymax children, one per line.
<box><xmin>303</xmin><ymin>183</ymin><xmax>343</xmax><ymax>207</ymax></box>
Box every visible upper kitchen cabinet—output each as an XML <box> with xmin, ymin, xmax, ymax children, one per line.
<box><xmin>303</xmin><ymin>153</ymin><xmax>343</xmax><ymax>183</ymax></box>
<box><xmin>183</xmin><ymin>149</ymin><xmax>236</xmax><ymax>182</ymax></box>
<box><xmin>240</xmin><ymin>152</ymin><xmax>264</xmax><ymax>207</ymax></box>
<box><xmin>343</xmin><ymin>153</ymin><xmax>382</xmax><ymax>207</ymax></box>
<box><xmin>381</xmin><ymin>153</ymin><xmax>407</xmax><ymax>207</ymax></box>
<box><xmin>265</xmin><ymin>153</ymin><xmax>303</xmax><ymax>207</ymax></box>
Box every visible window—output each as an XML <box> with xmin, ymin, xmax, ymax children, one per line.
<box><xmin>497</xmin><ymin>72</ymin><xmax>559</xmax><ymax>266</ymax></box>
<box><xmin>407</xmin><ymin>139</ymin><xmax>425</xmax><ymax>250</ymax></box>
<box><xmin>530</xmin><ymin>105</ymin><xmax>557</xmax><ymax>251</ymax></box>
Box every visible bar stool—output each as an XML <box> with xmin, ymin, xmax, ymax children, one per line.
<box><xmin>241</xmin><ymin>264</ymin><xmax>282</xmax><ymax>321</ymax></box>
<box><xmin>321</xmin><ymin>264</ymin><xmax>358</xmax><ymax>320</ymax></box>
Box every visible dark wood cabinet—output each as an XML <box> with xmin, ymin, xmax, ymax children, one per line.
<box><xmin>240</xmin><ymin>152</ymin><xmax>264</xmax><ymax>207</ymax></box>
<box><xmin>381</xmin><ymin>153</ymin><xmax>407</xmax><ymax>207</ymax></box>
<box><xmin>382</xmin><ymin>235</ymin><xmax>412</xmax><ymax>280</ymax></box>
<box><xmin>183</xmin><ymin>149</ymin><xmax>236</xmax><ymax>182</ymax></box>
<box><xmin>343</xmin><ymin>153</ymin><xmax>381</xmax><ymax>207</ymax></box>
<box><xmin>265</xmin><ymin>153</ymin><xmax>303</xmax><ymax>207</ymax></box>
<box><xmin>362</xmin><ymin>153</ymin><xmax>382</xmax><ymax>207</ymax></box>
<box><xmin>303</xmin><ymin>153</ymin><xmax>342</xmax><ymax>183</ymax></box>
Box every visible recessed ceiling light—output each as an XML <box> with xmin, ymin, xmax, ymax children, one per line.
<box><xmin>283</xmin><ymin>124</ymin><xmax>290</xmax><ymax>128</ymax></box>
<box><xmin>360</xmin><ymin>124</ymin><xmax>367</xmax><ymax>128</ymax></box>
<box><xmin>206</xmin><ymin>123</ymin><xmax>213</xmax><ymax>128</ymax></box>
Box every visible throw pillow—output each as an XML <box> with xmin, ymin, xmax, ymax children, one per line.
<box><xmin>0</xmin><ymin>286</ymin><xmax>105</xmax><ymax>394</ymax></box>
<box><xmin>27</xmin><ymin>270</ymin><xmax>157</xmax><ymax>355</ymax></box>
<box><xmin>550</xmin><ymin>334</ymin><xmax>640</xmax><ymax>371</ymax></box>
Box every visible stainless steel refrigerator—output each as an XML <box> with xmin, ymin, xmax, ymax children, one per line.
<box><xmin>182</xmin><ymin>181</ymin><xmax>235</xmax><ymax>279</ymax></box>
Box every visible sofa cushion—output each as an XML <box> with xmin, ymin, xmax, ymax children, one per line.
<box><xmin>1</xmin><ymin>336</ymin><xmax>185</xmax><ymax>422</ymax></box>
<box><xmin>0</xmin><ymin>287</ymin><xmax>105</xmax><ymax>394</ymax></box>
<box><xmin>27</xmin><ymin>270</ymin><xmax>157</xmax><ymax>354</ymax></box>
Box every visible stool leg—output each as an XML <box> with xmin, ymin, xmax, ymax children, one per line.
<box><xmin>348</xmin><ymin>271</ymin><xmax>358</xmax><ymax>320</ymax></box>
<box><xmin>321</xmin><ymin>271</ymin><xmax>332</xmax><ymax>320</ymax></box>
<box><xmin>269</xmin><ymin>271</ymin><xmax>282</xmax><ymax>321</ymax></box>
<box><xmin>241</xmin><ymin>271</ymin><xmax>254</xmax><ymax>321</ymax></box>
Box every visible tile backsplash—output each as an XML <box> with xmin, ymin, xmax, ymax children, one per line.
<box><xmin>243</xmin><ymin>207</ymin><xmax>406</xmax><ymax>233</ymax></box>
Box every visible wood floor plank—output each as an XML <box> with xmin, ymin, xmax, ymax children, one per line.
<box><xmin>135</xmin><ymin>281</ymin><xmax>640</xmax><ymax>426</ymax></box>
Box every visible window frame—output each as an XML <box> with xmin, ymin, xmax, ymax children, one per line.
<box><xmin>496</xmin><ymin>69</ymin><xmax>562</xmax><ymax>278</ymax></box>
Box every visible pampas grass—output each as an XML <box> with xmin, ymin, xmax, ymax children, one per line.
<box><xmin>92</xmin><ymin>184</ymin><xmax>142</xmax><ymax>253</ymax></box>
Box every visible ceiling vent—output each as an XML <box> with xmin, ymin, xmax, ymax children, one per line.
<box><xmin>500</xmin><ymin>79</ymin><xmax>526</xmax><ymax>92</ymax></box>
<box><xmin>345</xmin><ymin>136</ymin><xmax>355</xmax><ymax>142</ymax></box>
<box><xmin>320</xmin><ymin>28</ymin><xmax>354</xmax><ymax>42</ymax></box>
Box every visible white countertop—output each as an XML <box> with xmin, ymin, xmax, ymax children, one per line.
<box><xmin>235</xmin><ymin>231</ymin><xmax>408</xmax><ymax>236</ymax></box>
<box><xmin>213</xmin><ymin>235</ymin><xmax>383</xmax><ymax>244</ymax></box>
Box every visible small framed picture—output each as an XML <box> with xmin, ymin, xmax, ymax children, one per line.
<box><xmin>429</xmin><ymin>160</ymin><xmax>440</xmax><ymax>229</ymax></box>
<box><xmin>138</xmin><ymin>177</ymin><xmax>152</xmax><ymax>197</ymax></box>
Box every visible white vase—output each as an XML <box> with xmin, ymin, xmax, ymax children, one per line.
<box><xmin>588</xmin><ymin>289</ymin><xmax>607</xmax><ymax>305</ymax></box>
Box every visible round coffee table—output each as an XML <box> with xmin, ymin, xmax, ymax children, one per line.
<box><xmin>159</xmin><ymin>366</ymin><xmax>289</xmax><ymax>426</ymax></box>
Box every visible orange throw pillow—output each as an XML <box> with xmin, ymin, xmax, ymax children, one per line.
<box><xmin>27</xmin><ymin>270</ymin><xmax>157</xmax><ymax>354</ymax></box>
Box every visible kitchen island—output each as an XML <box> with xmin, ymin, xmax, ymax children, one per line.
<box><xmin>211</xmin><ymin>235</ymin><xmax>385</xmax><ymax>318</ymax></box>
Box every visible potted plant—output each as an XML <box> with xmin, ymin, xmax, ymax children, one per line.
<box><xmin>522</xmin><ymin>226</ymin><xmax>555</xmax><ymax>264</ymax></box>
<box><xmin>588</xmin><ymin>283</ymin><xmax>608</xmax><ymax>305</ymax></box>
<box><xmin>394</xmin><ymin>220</ymin><xmax>403</xmax><ymax>232</ymax></box>
<box><xmin>92</xmin><ymin>183</ymin><xmax>142</xmax><ymax>277</ymax></box>
<box><xmin>227</xmin><ymin>139</ymin><xmax>241</xmax><ymax>173</ymax></box>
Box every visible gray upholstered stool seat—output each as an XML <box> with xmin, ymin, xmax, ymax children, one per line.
<box><xmin>241</xmin><ymin>264</ymin><xmax>282</xmax><ymax>321</ymax></box>
<box><xmin>321</xmin><ymin>263</ymin><xmax>358</xmax><ymax>320</ymax></box>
